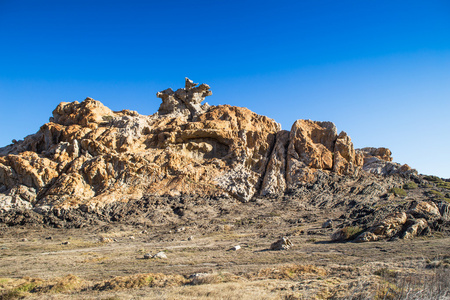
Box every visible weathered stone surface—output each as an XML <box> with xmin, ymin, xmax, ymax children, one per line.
<box><xmin>401</xmin><ymin>218</ymin><xmax>428</xmax><ymax>239</ymax></box>
<box><xmin>260</xmin><ymin>130</ymin><xmax>289</xmax><ymax>196</ymax></box>
<box><xmin>0</xmin><ymin>78</ymin><xmax>416</xmax><ymax>211</ymax></box>
<box><xmin>156</xmin><ymin>77</ymin><xmax>212</xmax><ymax>119</ymax></box>
<box><xmin>152</xmin><ymin>251</ymin><xmax>168</xmax><ymax>259</ymax></box>
<box><xmin>0</xmin><ymin>194</ymin><xmax>32</xmax><ymax>212</ymax></box>
<box><xmin>359</xmin><ymin>147</ymin><xmax>393</xmax><ymax>162</ymax></box>
<box><xmin>286</xmin><ymin>120</ymin><xmax>363</xmax><ymax>188</ymax></box>
<box><xmin>354</xmin><ymin>231</ymin><xmax>379</xmax><ymax>242</ymax></box>
<box><xmin>51</xmin><ymin>97</ymin><xmax>114</xmax><ymax>127</ymax></box>
<box><xmin>333</xmin><ymin>131</ymin><xmax>363</xmax><ymax>175</ymax></box>
<box><xmin>357</xmin><ymin>147</ymin><xmax>416</xmax><ymax>176</ymax></box>
<box><xmin>407</xmin><ymin>201</ymin><xmax>441</xmax><ymax>219</ymax></box>
<box><xmin>353</xmin><ymin>204</ymin><xmax>438</xmax><ymax>243</ymax></box>
<box><xmin>354</xmin><ymin>212</ymin><xmax>407</xmax><ymax>242</ymax></box>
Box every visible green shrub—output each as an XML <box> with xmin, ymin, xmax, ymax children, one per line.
<box><xmin>423</xmin><ymin>175</ymin><xmax>443</xmax><ymax>183</ymax></box>
<box><xmin>428</xmin><ymin>190</ymin><xmax>444</xmax><ymax>197</ymax></box>
<box><xmin>437</xmin><ymin>181</ymin><xmax>450</xmax><ymax>190</ymax></box>
<box><xmin>389</xmin><ymin>187</ymin><xmax>407</xmax><ymax>197</ymax></box>
<box><xmin>331</xmin><ymin>226</ymin><xmax>363</xmax><ymax>241</ymax></box>
<box><xmin>403</xmin><ymin>182</ymin><xmax>418</xmax><ymax>190</ymax></box>
<box><xmin>421</xmin><ymin>183</ymin><xmax>434</xmax><ymax>188</ymax></box>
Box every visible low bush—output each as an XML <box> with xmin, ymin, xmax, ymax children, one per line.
<box><xmin>403</xmin><ymin>182</ymin><xmax>418</xmax><ymax>190</ymax></box>
<box><xmin>423</xmin><ymin>175</ymin><xmax>443</xmax><ymax>183</ymax></box>
<box><xmin>389</xmin><ymin>187</ymin><xmax>407</xmax><ymax>197</ymax></box>
<box><xmin>427</xmin><ymin>190</ymin><xmax>443</xmax><ymax>197</ymax></box>
<box><xmin>331</xmin><ymin>226</ymin><xmax>363</xmax><ymax>241</ymax></box>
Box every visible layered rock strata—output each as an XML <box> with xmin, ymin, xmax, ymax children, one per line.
<box><xmin>0</xmin><ymin>78</ymin><xmax>414</xmax><ymax>212</ymax></box>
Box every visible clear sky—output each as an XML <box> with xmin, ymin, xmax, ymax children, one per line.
<box><xmin>1</xmin><ymin>0</ymin><xmax>449</xmax><ymax>178</ymax></box>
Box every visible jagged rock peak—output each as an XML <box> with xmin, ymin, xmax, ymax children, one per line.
<box><xmin>156</xmin><ymin>77</ymin><xmax>212</xmax><ymax>119</ymax></box>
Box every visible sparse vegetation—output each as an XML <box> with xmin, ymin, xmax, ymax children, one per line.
<box><xmin>331</xmin><ymin>226</ymin><xmax>363</xmax><ymax>241</ymax></box>
<box><xmin>423</xmin><ymin>175</ymin><xmax>442</xmax><ymax>182</ymax></box>
<box><xmin>423</xmin><ymin>175</ymin><xmax>450</xmax><ymax>189</ymax></box>
<box><xmin>253</xmin><ymin>264</ymin><xmax>327</xmax><ymax>280</ymax></box>
<box><xmin>0</xmin><ymin>174</ymin><xmax>449</xmax><ymax>299</ymax></box>
<box><xmin>374</xmin><ymin>267</ymin><xmax>398</xmax><ymax>279</ymax></box>
<box><xmin>389</xmin><ymin>187</ymin><xmax>407</xmax><ymax>197</ymax></box>
<box><xmin>93</xmin><ymin>273</ymin><xmax>187</xmax><ymax>291</ymax></box>
<box><xmin>426</xmin><ymin>190</ymin><xmax>450</xmax><ymax>202</ymax></box>
<box><xmin>102</xmin><ymin>115</ymin><xmax>113</xmax><ymax>122</ymax></box>
<box><xmin>427</xmin><ymin>190</ymin><xmax>443</xmax><ymax>197</ymax></box>
<box><xmin>372</xmin><ymin>267</ymin><xmax>450</xmax><ymax>300</ymax></box>
<box><xmin>403</xmin><ymin>182</ymin><xmax>418</xmax><ymax>190</ymax></box>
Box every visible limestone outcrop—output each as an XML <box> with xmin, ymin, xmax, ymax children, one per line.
<box><xmin>0</xmin><ymin>78</ymin><xmax>414</xmax><ymax>212</ymax></box>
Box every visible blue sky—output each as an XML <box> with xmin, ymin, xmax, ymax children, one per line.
<box><xmin>1</xmin><ymin>0</ymin><xmax>449</xmax><ymax>178</ymax></box>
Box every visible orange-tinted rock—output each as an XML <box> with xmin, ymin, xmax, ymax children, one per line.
<box><xmin>359</xmin><ymin>147</ymin><xmax>393</xmax><ymax>162</ymax></box>
<box><xmin>286</xmin><ymin>120</ymin><xmax>362</xmax><ymax>188</ymax></box>
<box><xmin>0</xmin><ymin>79</ymin><xmax>400</xmax><ymax>210</ymax></box>
<box><xmin>333</xmin><ymin>131</ymin><xmax>364</xmax><ymax>175</ymax></box>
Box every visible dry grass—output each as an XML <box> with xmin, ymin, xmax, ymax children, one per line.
<box><xmin>189</xmin><ymin>272</ymin><xmax>240</xmax><ymax>285</ymax></box>
<box><xmin>92</xmin><ymin>273</ymin><xmax>187</xmax><ymax>291</ymax></box>
<box><xmin>0</xmin><ymin>275</ymin><xmax>84</xmax><ymax>299</ymax></box>
<box><xmin>252</xmin><ymin>264</ymin><xmax>327</xmax><ymax>280</ymax></box>
<box><xmin>0</xmin><ymin>266</ymin><xmax>448</xmax><ymax>300</ymax></box>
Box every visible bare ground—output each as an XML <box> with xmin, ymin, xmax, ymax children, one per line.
<box><xmin>1</xmin><ymin>213</ymin><xmax>449</xmax><ymax>299</ymax></box>
<box><xmin>1</xmin><ymin>173</ymin><xmax>450</xmax><ymax>299</ymax></box>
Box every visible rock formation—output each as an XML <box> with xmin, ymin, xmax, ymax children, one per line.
<box><xmin>0</xmin><ymin>78</ymin><xmax>417</xmax><ymax>213</ymax></box>
<box><xmin>156</xmin><ymin>78</ymin><xmax>212</xmax><ymax>119</ymax></box>
<box><xmin>357</xmin><ymin>147</ymin><xmax>413</xmax><ymax>176</ymax></box>
<box><xmin>353</xmin><ymin>201</ymin><xmax>442</xmax><ymax>242</ymax></box>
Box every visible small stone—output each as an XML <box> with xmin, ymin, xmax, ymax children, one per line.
<box><xmin>270</xmin><ymin>236</ymin><xmax>293</xmax><ymax>251</ymax></box>
<box><xmin>100</xmin><ymin>237</ymin><xmax>113</xmax><ymax>243</ymax></box>
<box><xmin>45</xmin><ymin>236</ymin><xmax>53</xmax><ymax>240</ymax></box>
<box><xmin>231</xmin><ymin>245</ymin><xmax>241</xmax><ymax>251</ymax></box>
<box><xmin>153</xmin><ymin>251</ymin><xmax>168</xmax><ymax>259</ymax></box>
<box><xmin>177</xmin><ymin>227</ymin><xmax>186</xmax><ymax>232</ymax></box>
<box><xmin>129</xmin><ymin>236</ymin><xmax>135</xmax><ymax>240</ymax></box>
<box><xmin>62</xmin><ymin>241</ymin><xmax>70</xmax><ymax>245</ymax></box>
<box><xmin>143</xmin><ymin>253</ymin><xmax>152</xmax><ymax>259</ymax></box>
<box><xmin>21</xmin><ymin>238</ymin><xmax>28</xmax><ymax>242</ymax></box>
<box><xmin>322</xmin><ymin>220</ymin><xmax>333</xmax><ymax>228</ymax></box>
<box><xmin>188</xmin><ymin>236</ymin><xmax>194</xmax><ymax>241</ymax></box>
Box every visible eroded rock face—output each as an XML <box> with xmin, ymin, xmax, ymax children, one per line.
<box><xmin>260</xmin><ymin>130</ymin><xmax>290</xmax><ymax>196</ymax></box>
<box><xmin>286</xmin><ymin>120</ymin><xmax>364</xmax><ymax>189</ymax></box>
<box><xmin>0</xmin><ymin>78</ymin><xmax>411</xmax><ymax>210</ymax></box>
<box><xmin>156</xmin><ymin>78</ymin><xmax>212</xmax><ymax>119</ymax></box>
<box><xmin>353</xmin><ymin>201</ymin><xmax>443</xmax><ymax>242</ymax></box>
<box><xmin>357</xmin><ymin>147</ymin><xmax>416</xmax><ymax>176</ymax></box>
